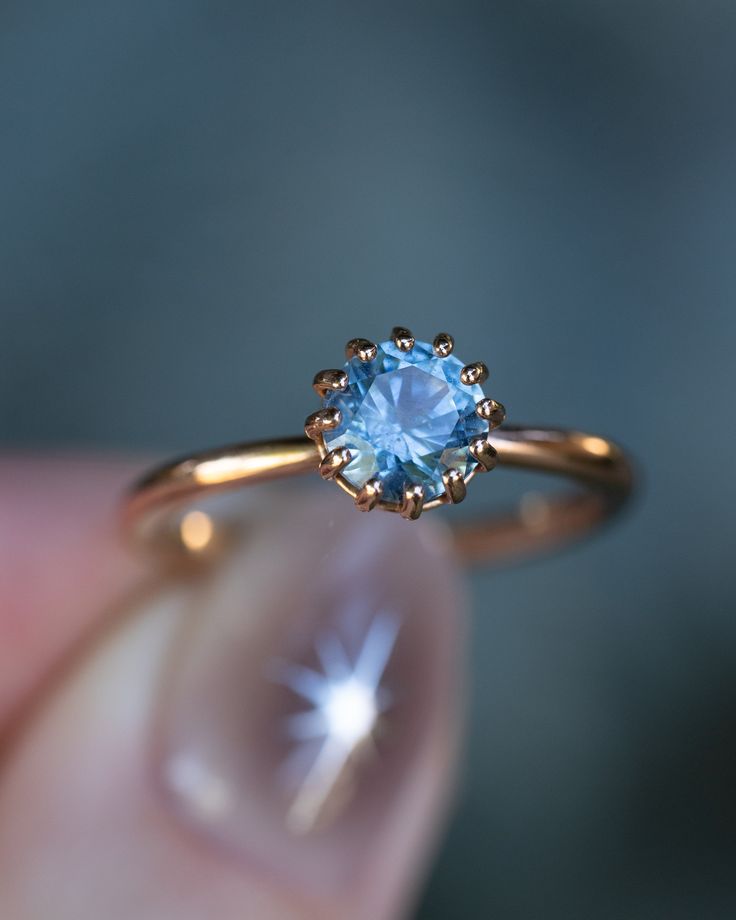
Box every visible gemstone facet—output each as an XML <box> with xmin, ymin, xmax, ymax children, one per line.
<box><xmin>322</xmin><ymin>339</ymin><xmax>488</xmax><ymax>503</ymax></box>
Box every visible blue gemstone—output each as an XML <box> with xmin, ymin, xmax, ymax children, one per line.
<box><xmin>322</xmin><ymin>339</ymin><xmax>488</xmax><ymax>503</ymax></box>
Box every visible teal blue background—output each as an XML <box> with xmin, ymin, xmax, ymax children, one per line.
<box><xmin>2</xmin><ymin>3</ymin><xmax>735</xmax><ymax>916</ymax></box>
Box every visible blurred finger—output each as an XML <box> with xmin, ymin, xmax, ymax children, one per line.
<box><xmin>0</xmin><ymin>493</ymin><xmax>467</xmax><ymax>919</ymax></box>
<box><xmin>0</xmin><ymin>456</ymin><xmax>144</xmax><ymax>726</ymax></box>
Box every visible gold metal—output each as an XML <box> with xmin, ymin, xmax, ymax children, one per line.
<box><xmin>469</xmin><ymin>436</ymin><xmax>498</xmax><ymax>471</ymax></box>
<box><xmin>179</xmin><ymin>510</ymin><xmax>215</xmax><ymax>552</ymax></box>
<box><xmin>123</xmin><ymin>427</ymin><xmax>633</xmax><ymax>567</ymax></box>
<box><xmin>400</xmin><ymin>483</ymin><xmax>425</xmax><ymax>520</ymax></box>
<box><xmin>391</xmin><ymin>326</ymin><xmax>415</xmax><ymax>352</ymax></box>
<box><xmin>476</xmin><ymin>398</ymin><xmax>506</xmax><ymax>428</ymax></box>
<box><xmin>319</xmin><ymin>447</ymin><xmax>353</xmax><ymax>480</ymax></box>
<box><xmin>460</xmin><ymin>361</ymin><xmax>489</xmax><ymax>386</ymax></box>
<box><xmin>433</xmin><ymin>332</ymin><xmax>454</xmax><ymax>358</ymax></box>
<box><xmin>313</xmin><ymin>369</ymin><xmax>348</xmax><ymax>397</ymax></box>
<box><xmin>354</xmin><ymin>478</ymin><xmax>383</xmax><ymax>512</ymax></box>
<box><xmin>304</xmin><ymin>406</ymin><xmax>342</xmax><ymax>440</ymax></box>
<box><xmin>345</xmin><ymin>338</ymin><xmax>377</xmax><ymax>362</ymax></box>
<box><xmin>442</xmin><ymin>468</ymin><xmax>467</xmax><ymax>504</ymax></box>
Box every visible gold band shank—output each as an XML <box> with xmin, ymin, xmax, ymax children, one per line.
<box><xmin>123</xmin><ymin>427</ymin><xmax>632</xmax><ymax>566</ymax></box>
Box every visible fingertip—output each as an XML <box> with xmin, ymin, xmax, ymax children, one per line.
<box><xmin>0</xmin><ymin>492</ymin><xmax>467</xmax><ymax>919</ymax></box>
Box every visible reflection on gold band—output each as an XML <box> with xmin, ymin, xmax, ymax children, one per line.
<box><xmin>179</xmin><ymin>510</ymin><xmax>215</xmax><ymax>553</ymax></box>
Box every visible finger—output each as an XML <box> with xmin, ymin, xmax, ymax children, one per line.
<box><xmin>0</xmin><ymin>493</ymin><xmax>466</xmax><ymax>920</ymax></box>
<box><xmin>0</xmin><ymin>456</ymin><xmax>148</xmax><ymax>725</ymax></box>
<box><xmin>0</xmin><ymin>456</ymin><xmax>144</xmax><ymax>726</ymax></box>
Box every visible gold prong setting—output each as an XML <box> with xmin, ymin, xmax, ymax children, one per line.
<box><xmin>354</xmin><ymin>477</ymin><xmax>383</xmax><ymax>511</ymax></box>
<box><xmin>400</xmin><ymin>483</ymin><xmax>425</xmax><ymax>520</ymax></box>
<box><xmin>460</xmin><ymin>361</ymin><xmax>489</xmax><ymax>386</ymax></box>
<box><xmin>319</xmin><ymin>446</ymin><xmax>353</xmax><ymax>481</ymax></box>
<box><xmin>306</xmin><ymin>329</ymin><xmax>505</xmax><ymax>519</ymax></box>
<box><xmin>391</xmin><ymin>326</ymin><xmax>415</xmax><ymax>352</ymax></box>
<box><xmin>345</xmin><ymin>338</ymin><xmax>378</xmax><ymax>362</ymax></box>
<box><xmin>432</xmin><ymin>332</ymin><xmax>454</xmax><ymax>357</ymax></box>
<box><xmin>304</xmin><ymin>406</ymin><xmax>342</xmax><ymax>440</ymax></box>
<box><xmin>442</xmin><ymin>468</ymin><xmax>467</xmax><ymax>504</ymax></box>
<box><xmin>312</xmin><ymin>368</ymin><xmax>348</xmax><ymax>398</ymax></box>
<box><xmin>469</xmin><ymin>436</ymin><xmax>498</xmax><ymax>472</ymax></box>
<box><xmin>475</xmin><ymin>397</ymin><xmax>506</xmax><ymax>429</ymax></box>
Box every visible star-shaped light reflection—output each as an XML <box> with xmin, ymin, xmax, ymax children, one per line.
<box><xmin>273</xmin><ymin>610</ymin><xmax>400</xmax><ymax>834</ymax></box>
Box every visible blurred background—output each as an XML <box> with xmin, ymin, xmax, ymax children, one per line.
<box><xmin>2</xmin><ymin>2</ymin><xmax>735</xmax><ymax>917</ymax></box>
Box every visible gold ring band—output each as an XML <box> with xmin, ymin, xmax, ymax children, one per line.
<box><xmin>123</xmin><ymin>426</ymin><xmax>632</xmax><ymax>567</ymax></box>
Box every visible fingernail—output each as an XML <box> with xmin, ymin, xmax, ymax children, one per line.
<box><xmin>154</xmin><ymin>493</ymin><xmax>466</xmax><ymax>908</ymax></box>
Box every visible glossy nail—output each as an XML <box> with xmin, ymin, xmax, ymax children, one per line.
<box><xmin>155</xmin><ymin>494</ymin><xmax>467</xmax><ymax>909</ymax></box>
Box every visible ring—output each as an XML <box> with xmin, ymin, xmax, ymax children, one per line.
<box><xmin>123</xmin><ymin>327</ymin><xmax>633</xmax><ymax>566</ymax></box>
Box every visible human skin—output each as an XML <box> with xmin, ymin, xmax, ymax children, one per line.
<box><xmin>0</xmin><ymin>458</ymin><xmax>465</xmax><ymax>920</ymax></box>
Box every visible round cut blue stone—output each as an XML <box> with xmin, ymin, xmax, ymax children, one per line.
<box><xmin>322</xmin><ymin>339</ymin><xmax>488</xmax><ymax>503</ymax></box>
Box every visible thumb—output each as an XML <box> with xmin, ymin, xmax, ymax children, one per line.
<box><xmin>0</xmin><ymin>490</ymin><xmax>466</xmax><ymax>919</ymax></box>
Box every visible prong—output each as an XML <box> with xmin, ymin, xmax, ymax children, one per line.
<box><xmin>391</xmin><ymin>326</ymin><xmax>415</xmax><ymax>352</ymax></box>
<box><xmin>355</xmin><ymin>477</ymin><xmax>383</xmax><ymax>511</ymax></box>
<box><xmin>345</xmin><ymin>338</ymin><xmax>377</xmax><ymax>362</ymax></box>
<box><xmin>433</xmin><ymin>332</ymin><xmax>454</xmax><ymax>358</ymax></box>
<box><xmin>304</xmin><ymin>406</ymin><xmax>342</xmax><ymax>440</ymax></box>
<box><xmin>475</xmin><ymin>397</ymin><xmax>506</xmax><ymax>428</ymax></box>
<box><xmin>313</xmin><ymin>368</ymin><xmax>349</xmax><ymax>397</ymax></box>
<box><xmin>460</xmin><ymin>361</ymin><xmax>489</xmax><ymax>386</ymax></box>
<box><xmin>400</xmin><ymin>482</ymin><xmax>425</xmax><ymax>520</ymax></box>
<box><xmin>442</xmin><ymin>468</ymin><xmax>467</xmax><ymax>504</ymax></box>
<box><xmin>319</xmin><ymin>447</ymin><xmax>353</xmax><ymax>480</ymax></box>
<box><xmin>469</xmin><ymin>436</ymin><xmax>498</xmax><ymax>472</ymax></box>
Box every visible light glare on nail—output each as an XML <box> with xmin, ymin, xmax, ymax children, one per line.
<box><xmin>323</xmin><ymin>677</ymin><xmax>377</xmax><ymax>748</ymax></box>
<box><xmin>275</xmin><ymin>611</ymin><xmax>400</xmax><ymax>834</ymax></box>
